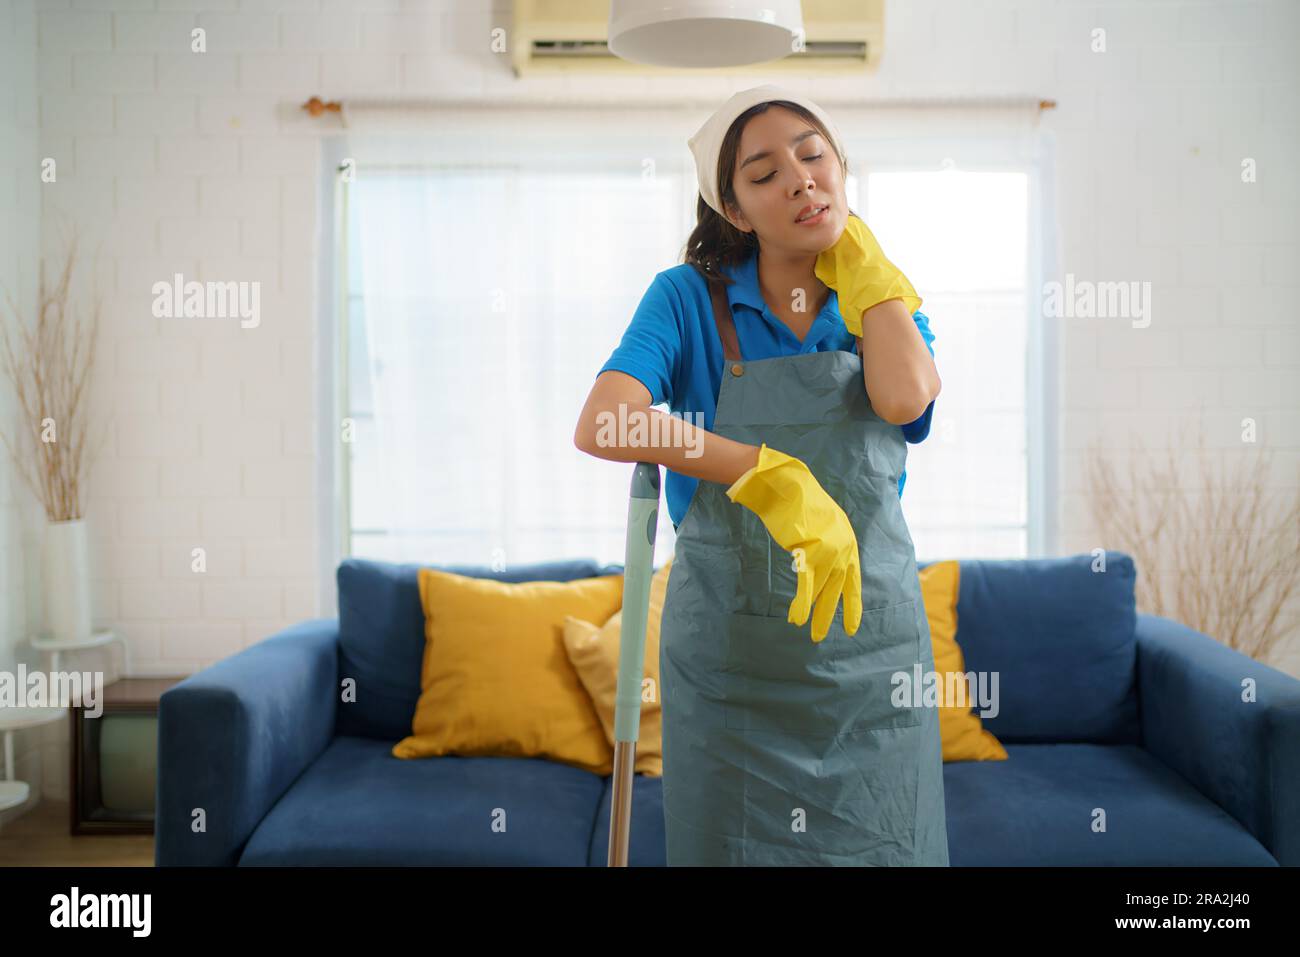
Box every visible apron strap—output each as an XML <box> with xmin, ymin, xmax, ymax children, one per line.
<box><xmin>707</xmin><ymin>278</ymin><xmax>742</xmax><ymax>363</ymax></box>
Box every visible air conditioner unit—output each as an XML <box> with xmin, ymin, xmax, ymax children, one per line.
<box><xmin>510</xmin><ymin>0</ymin><xmax>885</xmax><ymax>77</ymax></box>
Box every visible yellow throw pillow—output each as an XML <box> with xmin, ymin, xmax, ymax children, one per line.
<box><xmin>393</xmin><ymin>568</ymin><xmax>625</xmax><ymax>775</ymax></box>
<box><xmin>920</xmin><ymin>560</ymin><xmax>1008</xmax><ymax>762</ymax></box>
<box><xmin>562</xmin><ymin>557</ymin><xmax>673</xmax><ymax>777</ymax></box>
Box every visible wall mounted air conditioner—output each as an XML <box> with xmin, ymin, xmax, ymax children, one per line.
<box><xmin>510</xmin><ymin>0</ymin><xmax>885</xmax><ymax>77</ymax></box>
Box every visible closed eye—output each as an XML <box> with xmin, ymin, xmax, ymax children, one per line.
<box><xmin>754</xmin><ymin>154</ymin><xmax>823</xmax><ymax>184</ymax></box>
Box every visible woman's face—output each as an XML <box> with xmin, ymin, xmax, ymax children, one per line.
<box><xmin>722</xmin><ymin>106</ymin><xmax>847</xmax><ymax>256</ymax></box>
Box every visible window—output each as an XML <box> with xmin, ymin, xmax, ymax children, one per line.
<box><xmin>850</xmin><ymin>168</ymin><xmax>1032</xmax><ymax>559</ymax></box>
<box><xmin>332</xmin><ymin>107</ymin><xmax>1050</xmax><ymax>572</ymax></box>
<box><xmin>341</xmin><ymin>154</ymin><xmax>695</xmax><ymax>567</ymax></box>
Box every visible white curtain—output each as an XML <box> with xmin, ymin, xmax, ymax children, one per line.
<box><xmin>342</xmin><ymin>107</ymin><xmax>698</xmax><ymax>567</ymax></box>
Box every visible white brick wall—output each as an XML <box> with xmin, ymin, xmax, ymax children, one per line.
<box><xmin>1038</xmin><ymin>0</ymin><xmax>1300</xmax><ymax>681</ymax></box>
<box><xmin>0</xmin><ymin>0</ymin><xmax>44</xmax><ymax>828</ymax></box>
<box><xmin>30</xmin><ymin>0</ymin><xmax>348</xmax><ymax>696</ymax></box>
<box><xmin>0</xmin><ymin>0</ymin><xmax>1296</xmax><ymax>822</ymax></box>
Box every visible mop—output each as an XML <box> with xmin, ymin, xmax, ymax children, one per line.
<box><xmin>606</xmin><ymin>461</ymin><xmax>660</xmax><ymax>867</ymax></box>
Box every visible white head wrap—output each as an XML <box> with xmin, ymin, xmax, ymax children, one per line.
<box><xmin>687</xmin><ymin>84</ymin><xmax>847</xmax><ymax>219</ymax></box>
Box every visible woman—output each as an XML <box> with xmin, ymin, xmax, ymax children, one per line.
<box><xmin>574</xmin><ymin>85</ymin><xmax>948</xmax><ymax>866</ymax></box>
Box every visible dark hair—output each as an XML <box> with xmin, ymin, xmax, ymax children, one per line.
<box><xmin>682</xmin><ymin>99</ymin><xmax>856</xmax><ymax>291</ymax></box>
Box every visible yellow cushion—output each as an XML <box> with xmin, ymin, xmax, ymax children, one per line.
<box><xmin>920</xmin><ymin>560</ymin><xmax>1008</xmax><ymax>762</ymax></box>
<box><xmin>392</xmin><ymin>568</ymin><xmax>625</xmax><ymax>775</ymax></box>
<box><xmin>562</xmin><ymin>557</ymin><xmax>673</xmax><ymax>777</ymax></box>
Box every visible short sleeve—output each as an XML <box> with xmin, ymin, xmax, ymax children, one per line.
<box><xmin>596</xmin><ymin>271</ymin><xmax>683</xmax><ymax>407</ymax></box>
<box><xmin>900</xmin><ymin>310</ymin><xmax>935</xmax><ymax>444</ymax></box>
<box><xmin>912</xmin><ymin>309</ymin><xmax>935</xmax><ymax>358</ymax></box>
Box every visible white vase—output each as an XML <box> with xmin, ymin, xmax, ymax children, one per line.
<box><xmin>42</xmin><ymin>518</ymin><xmax>93</xmax><ymax>644</ymax></box>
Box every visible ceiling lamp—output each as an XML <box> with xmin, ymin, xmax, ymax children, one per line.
<box><xmin>607</xmin><ymin>0</ymin><xmax>805</xmax><ymax>68</ymax></box>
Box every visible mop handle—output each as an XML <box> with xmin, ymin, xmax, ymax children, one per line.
<box><xmin>615</xmin><ymin>462</ymin><xmax>660</xmax><ymax>742</ymax></box>
<box><xmin>607</xmin><ymin>461</ymin><xmax>659</xmax><ymax>867</ymax></box>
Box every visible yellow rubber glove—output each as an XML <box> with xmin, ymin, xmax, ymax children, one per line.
<box><xmin>725</xmin><ymin>443</ymin><xmax>863</xmax><ymax>642</ymax></box>
<box><xmin>814</xmin><ymin>214</ymin><xmax>921</xmax><ymax>337</ymax></box>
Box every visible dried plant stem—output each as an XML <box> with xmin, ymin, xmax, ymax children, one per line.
<box><xmin>1086</xmin><ymin>415</ymin><xmax>1300</xmax><ymax>665</ymax></box>
<box><xmin>0</xmin><ymin>236</ymin><xmax>108</xmax><ymax>523</ymax></box>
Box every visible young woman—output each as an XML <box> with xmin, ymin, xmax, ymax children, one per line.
<box><xmin>574</xmin><ymin>85</ymin><xmax>948</xmax><ymax>866</ymax></box>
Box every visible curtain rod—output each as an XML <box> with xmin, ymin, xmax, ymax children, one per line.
<box><xmin>302</xmin><ymin>95</ymin><xmax>1057</xmax><ymax>118</ymax></box>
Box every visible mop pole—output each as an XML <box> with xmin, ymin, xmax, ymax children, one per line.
<box><xmin>607</xmin><ymin>461</ymin><xmax>660</xmax><ymax>867</ymax></box>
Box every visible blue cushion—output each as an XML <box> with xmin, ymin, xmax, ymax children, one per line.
<box><xmin>238</xmin><ymin>736</ymin><xmax>606</xmax><ymax>866</ymax></box>
<box><xmin>589</xmin><ymin>774</ymin><xmax>666</xmax><ymax>866</ymax></box>
<box><xmin>944</xmin><ymin>743</ymin><xmax>1278</xmax><ymax>865</ymax></box>
<box><xmin>335</xmin><ymin>557</ymin><xmax>614</xmax><ymax>741</ymax></box>
<box><xmin>950</xmin><ymin>551</ymin><xmax>1140</xmax><ymax>744</ymax></box>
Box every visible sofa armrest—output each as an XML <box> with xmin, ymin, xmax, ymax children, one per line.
<box><xmin>156</xmin><ymin>618</ymin><xmax>339</xmax><ymax>866</ymax></box>
<box><xmin>1137</xmin><ymin>612</ymin><xmax>1300</xmax><ymax>865</ymax></box>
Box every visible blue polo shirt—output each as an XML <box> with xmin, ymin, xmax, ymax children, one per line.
<box><xmin>597</xmin><ymin>250</ymin><xmax>936</xmax><ymax>529</ymax></box>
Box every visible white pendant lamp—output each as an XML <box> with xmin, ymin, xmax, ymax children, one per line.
<box><xmin>607</xmin><ymin>0</ymin><xmax>805</xmax><ymax>68</ymax></box>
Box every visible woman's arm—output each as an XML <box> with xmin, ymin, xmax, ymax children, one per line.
<box><xmin>855</xmin><ymin>298</ymin><xmax>941</xmax><ymax>425</ymax></box>
<box><xmin>573</xmin><ymin>370</ymin><xmax>760</xmax><ymax>485</ymax></box>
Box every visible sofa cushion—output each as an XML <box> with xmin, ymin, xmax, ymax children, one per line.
<box><xmin>238</xmin><ymin>735</ymin><xmax>606</xmax><ymax>866</ymax></box>
<box><xmin>943</xmin><ymin>742</ymin><xmax>1278</xmax><ymax>866</ymax></box>
<box><xmin>393</xmin><ymin>568</ymin><xmax>625</xmax><ymax>774</ymax></box>
<box><xmin>564</xmin><ymin>557</ymin><xmax>674</xmax><ymax>776</ymax></box>
<box><xmin>919</xmin><ymin>559</ymin><xmax>1008</xmax><ymax>762</ymax></box>
<box><xmin>336</xmin><ymin>557</ymin><xmax>616</xmax><ymax>741</ymax></box>
<box><xmin>945</xmin><ymin>551</ymin><xmax>1140</xmax><ymax>744</ymax></box>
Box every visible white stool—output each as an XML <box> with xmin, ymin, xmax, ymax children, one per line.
<box><xmin>0</xmin><ymin>707</ymin><xmax>67</xmax><ymax>812</ymax></box>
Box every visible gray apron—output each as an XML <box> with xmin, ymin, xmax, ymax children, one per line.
<box><xmin>658</xmin><ymin>278</ymin><xmax>949</xmax><ymax>866</ymax></box>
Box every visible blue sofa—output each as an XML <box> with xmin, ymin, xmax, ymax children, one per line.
<box><xmin>155</xmin><ymin>551</ymin><xmax>1300</xmax><ymax>866</ymax></box>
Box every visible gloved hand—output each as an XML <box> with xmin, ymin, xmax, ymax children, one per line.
<box><xmin>814</xmin><ymin>214</ymin><xmax>921</xmax><ymax>337</ymax></box>
<box><xmin>725</xmin><ymin>443</ymin><xmax>863</xmax><ymax>642</ymax></box>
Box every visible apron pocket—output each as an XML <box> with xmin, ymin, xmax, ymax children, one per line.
<box><xmin>723</xmin><ymin>598</ymin><xmax>924</xmax><ymax>735</ymax></box>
